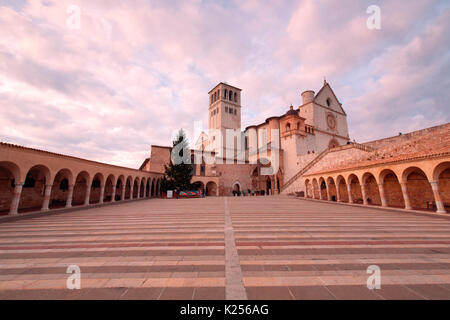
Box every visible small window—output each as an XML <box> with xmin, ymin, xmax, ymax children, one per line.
<box><xmin>234</xmin><ymin>92</ymin><xmax>237</xmax><ymax>102</ymax></box>
<box><xmin>229</xmin><ymin>108</ymin><xmax>233</xmax><ymax>114</ymax></box>
<box><xmin>225</xmin><ymin>106</ymin><xmax>228</xmax><ymax>113</ymax></box>
<box><xmin>234</xmin><ymin>109</ymin><xmax>237</xmax><ymax>115</ymax></box>
<box><xmin>10</xmin><ymin>178</ymin><xmax>15</xmax><ymax>188</ymax></box>
<box><xmin>326</xmin><ymin>98</ymin><xmax>331</xmax><ymax>107</ymax></box>
<box><xmin>229</xmin><ymin>90</ymin><xmax>233</xmax><ymax>101</ymax></box>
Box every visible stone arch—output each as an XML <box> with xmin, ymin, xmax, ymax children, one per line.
<box><xmin>139</xmin><ymin>177</ymin><xmax>146</xmax><ymax>198</ymax></box>
<box><xmin>336</xmin><ymin>175</ymin><xmax>348</xmax><ymax>202</ymax></box>
<box><xmin>401</xmin><ymin>166</ymin><xmax>433</xmax><ymax>211</ymax></box>
<box><xmin>432</xmin><ymin>161</ymin><xmax>450</xmax><ymax>181</ymax></box>
<box><xmin>49</xmin><ymin>168</ymin><xmax>74</xmax><ymax>209</ymax></box>
<box><xmin>206</xmin><ymin>181</ymin><xmax>218</xmax><ymax>196</ymax></box>
<box><xmin>232</xmin><ymin>181</ymin><xmax>241</xmax><ymax>195</ymax></box>
<box><xmin>347</xmin><ymin>173</ymin><xmax>363</xmax><ymax>204</ymax></box>
<box><xmin>145</xmin><ymin>178</ymin><xmax>150</xmax><ymax>197</ymax></box>
<box><xmin>133</xmin><ymin>177</ymin><xmax>140</xmax><ymax>199</ymax></box>
<box><xmin>0</xmin><ymin>161</ymin><xmax>21</xmax><ymax>214</ymax></box>
<box><xmin>379</xmin><ymin>169</ymin><xmax>404</xmax><ymax>208</ymax></box>
<box><xmin>319</xmin><ymin>177</ymin><xmax>327</xmax><ymax>200</ymax></box>
<box><xmin>73</xmin><ymin>171</ymin><xmax>90</xmax><ymax>206</ymax></box>
<box><xmin>327</xmin><ymin>177</ymin><xmax>337</xmax><ymax>201</ymax></box>
<box><xmin>18</xmin><ymin>164</ymin><xmax>51</xmax><ymax>213</ymax></box>
<box><xmin>362</xmin><ymin>172</ymin><xmax>381</xmax><ymax>206</ymax></box>
<box><xmin>115</xmin><ymin>175</ymin><xmax>125</xmax><ymax>201</ymax></box>
<box><xmin>435</xmin><ymin>162</ymin><xmax>450</xmax><ymax>212</ymax></box>
<box><xmin>89</xmin><ymin>173</ymin><xmax>104</xmax><ymax>204</ymax></box>
<box><xmin>125</xmin><ymin>176</ymin><xmax>132</xmax><ymax>200</ymax></box>
<box><xmin>312</xmin><ymin>178</ymin><xmax>319</xmax><ymax>199</ymax></box>
<box><xmin>193</xmin><ymin>181</ymin><xmax>205</xmax><ymax>191</ymax></box>
<box><xmin>103</xmin><ymin>174</ymin><xmax>116</xmax><ymax>203</ymax></box>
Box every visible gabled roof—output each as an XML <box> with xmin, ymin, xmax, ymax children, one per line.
<box><xmin>314</xmin><ymin>80</ymin><xmax>347</xmax><ymax>115</ymax></box>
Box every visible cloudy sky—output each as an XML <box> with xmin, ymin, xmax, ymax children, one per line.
<box><xmin>0</xmin><ymin>0</ymin><xmax>448</xmax><ymax>168</ymax></box>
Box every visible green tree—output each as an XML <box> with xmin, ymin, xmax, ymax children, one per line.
<box><xmin>161</xmin><ymin>129</ymin><xmax>194</xmax><ymax>192</ymax></box>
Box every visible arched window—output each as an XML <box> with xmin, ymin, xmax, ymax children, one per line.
<box><xmin>218</xmin><ymin>89</ymin><xmax>220</xmax><ymax>99</ymax></box>
<box><xmin>285</xmin><ymin>123</ymin><xmax>291</xmax><ymax>132</ymax></box>
<box><xmin>210</xmin><ymin>96</ymin><xmax>213</xmax><ymax>104</ymax></box>
<box><xmin>224</xmin><ymin>89</ymin><xmax>227</xmax><ymax>99</ymax></box>
<box><xmin>326</xmin><ymin>98</ymin><xmax>331</xmax><ymax>107</ymax></box>
<box><xmin>234</xmin><ymin>92</ymin><xmax>237</xmax><ymax>102</ymax></box>
<box><xmin>229</xmin><ymin>90</ymin><xmax>232</xmax><ymax>101</ymax></box>
<box><xmin>297</xmin><ymin>122</ymin><xmax>300</xmax><ymax>130</ymax></box>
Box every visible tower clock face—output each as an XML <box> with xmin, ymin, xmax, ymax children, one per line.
<box><xmin>326</xmin><ymin>114</ymin><xmax>336</xmax><ymax>130</ymax></box>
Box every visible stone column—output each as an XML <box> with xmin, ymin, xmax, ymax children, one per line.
<box><xmin>41</xmin><ymin>184</ymin><xmax>53</xmax><ymax>211</ymax></box>
<box><xmin>319</xmin><ymin>186</ymin><xmax>323</xmax><ymax>200</ymax></box>
<box><xmin>99</xmin><ymin>186</ymin><xmax>105</xmax><ymax>204</ymax></box>
<box><xmin>111</xmin><ymin>185</ymin><xmax>116</xmax><ymax>202</ymax></box>
<box><xmin>84</xmin><ymin>184</ymin><xmax>91</xmax><ymax>206</ymax></box>
<box><xmin>378</xmin><ymin>183</ymin><xmax>387</xmax><ymax>207</ymax></box>
<box><xmin>430</xmin><ymin>181</ymin><xmax>446</xmax><ymax>213</ymax></box>
<box><xmin>274</xmin><ymin>175</ymin><xmax>279</xmax><ymax>195</ymax></box>
<box><xmin>66</xmin><ymin>184</ymin><xmax>74</xmax><ymax>208</ymax></box>
<box><xmin>400</xmin><ymin>182</ymin><xmax>412</xmax><ymax>210</ymax></box>
<box><xmin>121</xmin><ymin>184</ymin><xmax>125</xmax><ymax>201</ymax></box>
<box><xmin>361</xmin><ymin>183</ymin><xmax>368</xmax><ymax>205</ymax></box>
<box><xmin>347</xmin><ymin>183</ymin><xmax>353</xmax><ymax>204</ymax></box>
<box><xmin>326</xmin><ymin>184</ymin><xmax>331</xmax><ymax>201</ymax></box>
<box><xmin>336</xmin><ymin>184</ymin><xmax>341</xmax><ymax>202</ymax></box>
<box><xmin>130</xmin><ymin>184</ymin><xmax>134</xmax><ymax>200</ymax></box>
<box><xmin>9</xmin><ymin>182</ymin><xmax>23</xmax><ymax>215</ymax></box>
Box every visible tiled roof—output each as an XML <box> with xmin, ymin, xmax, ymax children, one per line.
<box><xmin>305</xmin><ymin>123</ymin><xmax>450</xmax><ymax>176</ymax></box>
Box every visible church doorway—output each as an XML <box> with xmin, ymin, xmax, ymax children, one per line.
<box><xmin>266</xmin><ymin>178</ymin><xmax>272</xmax><ymax>195</ymax></box>
<box><xmin>232</xmin><ymin>182</ymin><xmax>241</xmax><ymax>196</ymax></box>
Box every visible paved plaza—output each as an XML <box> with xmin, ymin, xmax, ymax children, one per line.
<box><xmin>1</xmin><ymin>196</ymin><xmax>450</xmax><ymax>300</ymax></box>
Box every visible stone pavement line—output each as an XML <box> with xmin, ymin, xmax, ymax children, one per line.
<box><xmin>224</xmin><ymin>197</ymin><xmax>247</xmax><ymax>300</ymax></box>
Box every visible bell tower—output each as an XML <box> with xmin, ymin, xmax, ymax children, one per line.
<box><xmin>208</xmin><ymin>82</ymin><xmax>242</xmax><ymax>131</ymax></box>
<box><xmin>208</xmin><ymin>83</ymin><xmax>242</xmax><ymax>158</ymax></box>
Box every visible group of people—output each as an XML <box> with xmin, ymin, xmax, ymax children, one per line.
<box><xmin>232</xmin><ymin>189</ymin><xmax>270</xmax><ymax>197</ymax></box>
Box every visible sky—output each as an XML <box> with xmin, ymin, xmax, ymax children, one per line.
<box><xmin>0</xmin><ymin>0</ymin><xmax>449</xmax><ymax>168</ymax></box>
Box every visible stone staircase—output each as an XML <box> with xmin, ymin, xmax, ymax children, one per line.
<box><xmin>280</xmin><ymin>142</ymin><xmax>376</xmax><ymax>194</ymax></box>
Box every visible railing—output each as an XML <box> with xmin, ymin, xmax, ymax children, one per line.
<box><xmin>280</xmin><ymin>148</ymin><xmax>329</xmax><ymax>193</ymax></box>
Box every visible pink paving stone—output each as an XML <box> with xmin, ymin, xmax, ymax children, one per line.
<box><xmin>0</xmin><ymin>197</ymin><xmax>450</xmax><ymax>299</ymax></box>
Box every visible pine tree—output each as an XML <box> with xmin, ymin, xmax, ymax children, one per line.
<box><xmin>161</xmin><ymin>129</ymin><xmax>194</xmax><ymax>192</ymax></box>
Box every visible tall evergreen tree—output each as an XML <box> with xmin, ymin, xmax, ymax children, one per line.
<box><xmin>161</xmin><ymin>129</ymin><xmax>194</xmax><ymax>192</ymax></box>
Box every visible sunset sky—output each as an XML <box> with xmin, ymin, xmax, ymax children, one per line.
<box><xmin>0</xmin><ymin>0</ymin><xmax>448</xmax><ymax>168</ymax></box>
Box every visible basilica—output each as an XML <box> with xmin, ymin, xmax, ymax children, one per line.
<box><xmin>145</xmin><ymin>80</ymin><xmax>351</xmax><ymax>196</ymax></box>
